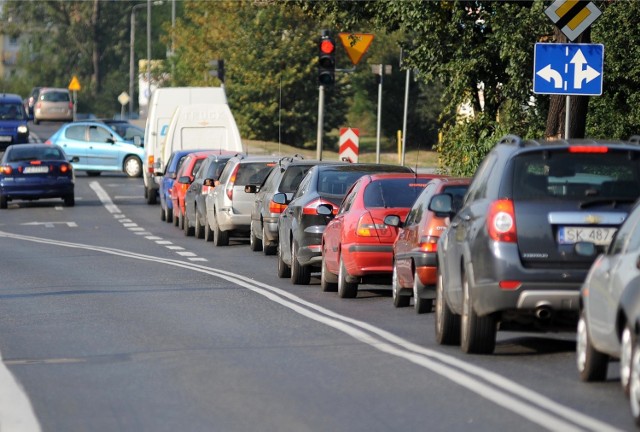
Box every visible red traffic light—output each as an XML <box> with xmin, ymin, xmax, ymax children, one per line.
<box><xmin>320</xmin><ymin>39</ymin><xmax>335</xmax><ymax>54</ymax></box>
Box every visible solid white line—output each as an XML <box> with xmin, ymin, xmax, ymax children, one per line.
<box><xmin>0</xmin><ymin>350</ymin><xmax>41</xmax><ymax>431</ymax></box>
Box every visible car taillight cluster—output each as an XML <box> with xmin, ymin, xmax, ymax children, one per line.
<box><xmin>302</xmin><ymin>198</ymin><xmax>336</xmax><ymax>215</ymax></box>
<box><xmin>1</xmin><ymin>165</ymin><xmax>12</xmax><ymax>175</ymax></box>
<box><xmin>356</xmin><ymin>213</ymin><xmax>392</xmax><ymax>237</ymax></box>
<box><xmin>487</xmin><ymin>199</ymin><xmax>517</xmax><ymax>243</ymax></box>
<box><xmin>418</xmin><ymin>236</ymin><xmax>439</xmax><ymax>252</ymax></box>
<box><xmin>68</xmin><ymin>101</ymin><xmax>74</xmax><ymax>110</ymax></box>
<box><xmin>269</xmin><ymin>199</ymin><xmax>287</xmax><ymax>214</ymax></box>
<box><xmin>226</xmin><ymin>165</ymin><xmax>240</xmax><ymax>200</ymax></box>
<box><xmin>148</xmin><ymin>155</ymin><xmax>155</xmax><ymax>173</ymax></box>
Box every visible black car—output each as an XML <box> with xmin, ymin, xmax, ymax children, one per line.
<box><xmin>436</xmin><ymin>135</ymin><xmax>640</xmax><ymax>354</ymax></box>
<box><xmin>276</xmin><ymin>163</ymin><xmax>413</xmax><ymax>285</ymax></box>
<box><xmin>183</xmin><ymin>152</ymin><xmax>235</xmax><ymax>238</ymax></box>
<box><xmin>246</xmin><ymin>156</ymin><xmax>318</xmax><ymax>255</ymax></box>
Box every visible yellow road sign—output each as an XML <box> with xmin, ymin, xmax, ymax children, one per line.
<box><xmin>68</xmin><ymin>75</ymin><xmax>81</xmax><ymax>91</ymax></box>
<box><xmin>545</xmin><ymin>0</ymin><xmax>601</xmax><ymax>41</ymax></box>
<box><xmin>338</xmin><ymin>33</ymin><xmax>374</xmax><ymax>66</ymax></box>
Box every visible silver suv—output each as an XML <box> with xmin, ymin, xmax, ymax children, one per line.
<box><xmin>205</xmin><ymin>155</ymin><xmax>279</xmax><ymax>246</ymax></box>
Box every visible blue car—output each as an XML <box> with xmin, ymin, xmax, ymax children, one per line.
<box><xmin>160</xmin><ymin>149</ymin><xmax>207</xmax><ymax>223</ymax></box>
<box><xmin>45</xmin><ymin>121</ymin><xmax>144</xmax><ymax>177</ymax></box>
<box><xmin>0</xmin><ymin>143</ymin><xmax>75</xmax><ymax>209</ymax></box>
<box><xmin>0</xmin><ymin>93</ymin><xmax>30</xmax><ymax>151</ymax></box>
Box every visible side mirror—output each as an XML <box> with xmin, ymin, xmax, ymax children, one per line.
<box><xmin>272</xmin><ymin>192</ymin><xmax>289</xmax><ymax>205</ymax></box>
<box><xmin>384</xmin><ymin>214</ymin><xmax>402</xmax><ymax>228</ymax></box>
<box><xmin>107</xmin><ymin>137</ymin><xmax>115</xmax><ymax>144</ymax></box>
<box><xmin>203</xmin><ymin>178</ymin><xmax>215</xmax><ymax>187</ymax></box>
<box><xmin>316</xmin><ymin>203</ymin><xmax>334</xmax><ymax>216</ymax></box>
<box><xmin>169</xmin><ymin>172</ymin><xmax>177</xmax><ymax>180</ymax></box>
<box><xmin>575</xmin><ymin>241</ymin><xmax>597</xmax><ymax>257</ymax></box>
<box><xmin>245</xmin><ymin>184</ymin><xmax>259</xmax><ymax>194</ymax></box>
<box><xmin>70</xmin><ymin>156</ymin><xmax>80</xmax><ymax>163</ymax></box>
<box><xmin>134</xmin><ymin>136</ymin><xmax>142</xmax><ymax>146</ymax></box>
<box><xmin>429</xmin><ymin>193</ymin><xmax>453</xmax><ymax>217</ymax></box>
<box><xmin>178</xmin><ymin>175</ymin><xmax>192</xmax><ymax>185</ymax></box>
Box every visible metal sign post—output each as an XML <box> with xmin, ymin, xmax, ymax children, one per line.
<box><xmin>316</xmin><ymin>85</ymin><xmax>325</xmax><ymax>161</ymax></box>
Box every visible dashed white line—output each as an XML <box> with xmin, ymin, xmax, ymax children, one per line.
<box><xmin>166</xmin><ymin>246</ymin><xmax>185</xmax><ymax>250</ymax></box>
<box><xmin>155</xmin><ymin>240</ymin><xmax>172</xmax><ymax>245</ymax></box>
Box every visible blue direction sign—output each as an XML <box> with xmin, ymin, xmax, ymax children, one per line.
<box><xmin>533</xmin><ymin>43</ymin><xmax>604</xmax><ymax>96</ymax></box>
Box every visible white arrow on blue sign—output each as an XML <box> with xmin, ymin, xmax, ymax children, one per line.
<box><xmin>533</xmin><ymin>43</ymin><xmax>604</xmax><ymax>96</ymax></box>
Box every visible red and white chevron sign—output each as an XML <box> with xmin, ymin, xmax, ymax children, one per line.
<box><xmin>339</xmin><ymin>128</ymin><xmax>359</xmax><ymax>163</ymax></box>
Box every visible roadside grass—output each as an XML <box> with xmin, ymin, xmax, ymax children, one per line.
<box><xmin>243</xmin><ymin>139</ymin><xmax>440</xmax><ymax>170</ymax></box>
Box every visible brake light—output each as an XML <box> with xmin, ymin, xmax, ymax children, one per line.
<box><xmin>419</xmin><ymin>236</ymin><xmax>439</xmax><ymax>252</ymax></box>
<box><xmin>36</xmin><ymin>102</ymin><xmax>41</xmax><ymax>109</ymax></box>
<box><xmin>302</xmin><ymin>198</ymin><xmax>336</xmax><ymax>215</ymax></box>
<box><xmin>568</xmin><ymin>146</ymin><xmax>608</xmax><ymax>153</ymax></box>
<box><xmin>60</xmin><ymin>163</ymin><xmax>70</xmax><ymax>174</ymax></box>
<box><xmin>30</xmin><ymin>161</ymin><xmax>42</xmax><ymax>165</ymax></box>
<box><xmin>487</xmin><ymin>199</ymin><xmax>517</xmax><ymax>243</ymax></box>
<box><xmin>148</xmin><ymin>155</ymin><xmax>155</xmax><ymax>173</ymax></box>
<box><xmin>356</xmin><ymin>213</ymin><xmax>392</xmax><ymax>237</ymax></box>
<box><xmin>269</xmin><ymin>200</ymin><xmax>287</xmax><ymax>214</ymax></box>
<box><xmin>1</xmin><ymin>165</ymin><xmax>12</xmax><ymax>175</ymax></box>
<box><xmin>499</xmin><ymin>280</ymin><xmax>521</xmax><ymax>290</ymax></box>
<box><xmin>226</xmin><ymin>164</ymin><xmax>240</xmax><ymax>200</ymax></box>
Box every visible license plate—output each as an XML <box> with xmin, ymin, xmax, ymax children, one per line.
<box><xmin>0</xmin><ymin>136</ymin><xmax>11</xmax><ymax>142</ymax></box>
<box><xmin>558</xmin><ymin>226</ymin><xmax>617</xmax><ymax>246</ymax></box>
<box><xmin>23</xmin><ymin>166</ymin><xmax>49</xmax><ymax>174</ymax></box>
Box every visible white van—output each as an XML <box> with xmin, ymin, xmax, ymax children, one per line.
<box><xmin>143</xmin><ymin>87</ymin><xmax>227</xmax><ymax>204</ymax></box>
<box><xmin>161</xmin><ymin>103</ymin><xmax>244</xmax><ymax>169</ymax></box>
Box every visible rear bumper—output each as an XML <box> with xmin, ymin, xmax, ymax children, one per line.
<box><xmin>345</xmin><ymin>244</ymin><xmax>394</xmax><ymax>276</ymax></box>
<box><xmin>1</xmin><ymin>180</ymin><xmax>73</xmax><ymax>199</ymax></box>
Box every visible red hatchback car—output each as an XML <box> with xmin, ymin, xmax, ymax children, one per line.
<box><xmin>386</xmin><ymin>177</ymin><xmax>470</xmax><ymax>313</ymax></box>
<box><xmin>320</xmin><ymin>173</ymin><xmax>442</xmax><ymax>298</ymax></box>
<box><xmin>171</xmin><ymin>151</ymin><xmax>219</xmax><ymax>230</ymax></box>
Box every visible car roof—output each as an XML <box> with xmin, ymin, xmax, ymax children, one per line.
<box><xmin>363</xmin><ymin>172</ymin><xmax>443</xmax><ymax>181</ymax></box>
<box><xmin>316</xmin><ymin>163</ymin><xmax>413</xmax><ymax>172</ymax></box>
<box><xmin>39</xmin><ymin>87</ymin><xmax>70</xmax><ymax>93</ymax></box>
<box><xmin>0</xmin><ymin>93</ymin><xmax>24</xmax><ymax>103</ymax></box>
<box><xmin>499</xmin><ymin>135</ymin><xmax>640</xmax><ymax>150</ymax></box>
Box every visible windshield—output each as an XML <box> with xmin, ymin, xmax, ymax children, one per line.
<box><xmin>0</xmin><ymin>103</ymin><xmax>25</xmax><ymax>120</ymax></box>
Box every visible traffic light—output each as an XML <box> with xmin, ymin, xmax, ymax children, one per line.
<box><xmin>318</xmin><ymin>32</ymin><xmax>335</xmax><ymax>86</ymax></box>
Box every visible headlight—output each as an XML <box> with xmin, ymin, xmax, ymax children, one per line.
<box><xmin>17</xmin><ymin>125</ymin><xmax>28</xmax><ymax>134</ymax></box>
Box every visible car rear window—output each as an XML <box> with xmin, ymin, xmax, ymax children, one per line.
<box><xmin>8</xmin><ymin>146</ymin><xmax>64</xmax><ymax>161</ymax></box>
<box><xmin>512</xmin><ymin>150</ymin><xmax>640</xmax><ymax>201</ymax></box>
<box><xmin>236</xmin><ymin>162</ymin><xmax>276</xmax><ymax>186</ymax></box>
<box><xmin>363</xmin><ymin>178</ymin><xmax>430</xmax><ymax>208</ymax></box>
<box><xmin>41</xmin><ymin>91</ymin><xmax>70</xmax><ymax>102</ymax></box>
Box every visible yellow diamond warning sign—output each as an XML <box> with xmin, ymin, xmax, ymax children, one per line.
<box><xmin>338</xmin><ymin>33</ymin><xmax>374</xmax><ymax>66</ymax></box>
<box><xmin>68</xmin><ymin>75</ymin><xmax>81</xmax><ymax>91</ymax></box>
<box><xmin>545</xmin><ymin>0</ymin><xmax>601</xmax><ymax>41</ymax></box>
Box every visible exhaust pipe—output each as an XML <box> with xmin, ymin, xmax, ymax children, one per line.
<box><xmin>535</xmin><ymin>306</ymin><xmax>552</xmax><ymax>320</ymax></box>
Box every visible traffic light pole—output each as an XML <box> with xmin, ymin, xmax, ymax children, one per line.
<box><xmin>316</xmin><ymin>85</ymin><xmax>325</xmax><ymax>161</ymax></box>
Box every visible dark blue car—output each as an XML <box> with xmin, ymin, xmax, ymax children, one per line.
<box><xmin>0</xmin><ymin>93</ymin><xmax>30</xmax><ymax>151</ymax></box>
<box><xmin>0</xmin><ymin>144</ymin><xmax>75</xmax><ymax>209</ymax></box>
<box><xmin>160</xmin><ymin>149</ymin><xmax>207</xmax><ymax>223</ymax></box>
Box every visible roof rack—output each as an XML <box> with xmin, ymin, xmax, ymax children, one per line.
<box><xmin>629</xmin><ymin>135</ymin><xmax>640</xmax><ymax>145</ymax></box>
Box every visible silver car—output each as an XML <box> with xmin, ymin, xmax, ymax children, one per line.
<box><xmin>205</xmin><ymin>155</ymin><xmax>279</xmax><ymax>246</ymax></box>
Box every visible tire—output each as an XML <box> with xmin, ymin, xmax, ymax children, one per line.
<box><xmin>194</xmin><ymin>209</ymin><xmax>205</xmax><ymax>239</ymax></box>
<box><xmin>212</xmin><ymin>212</ymin><xmax>229</xmax><ymax>246</ymax></box>
<box><xmin>277</xmin><ymin>244</ymin><xmax>291</xmax><ymax>278</ymax></box>
<box><xmin>0</xmin><ymin>195</ymin><xmax>7</xmax><ymax>209</ymax></box>
<box><xmin>461</xmin><ymin>270</ymin><xmax>496</xmax><ymax>354</ymax></box>
<box><xmin>622</xmin><ymin>326</ymin><xmax>634</xmax><ymax>395</ymax></box>
<box><xmin>63</xmin><ymin>194</ymin><xmax>75</xmax><ymax>207</ymax></box>
<box><xmin>177</xmin><ymin>212</ymin><xmax>184</xmax><ymax>230</ymax></box>
<box><xmin>338</xmin><ymin>256</ymin><xmax>358</xmax><ymax>298</ymax></box>
<box><xmin>321</xmin><ymin>256</ymin><xmax>338</xmax><ymax>292</ymax></box>
<box><xmin>263</xmin><ymin>225</ymin><xmax>277</xmax><ymax>256</ymax></box>
<box><xmin>435</xmin><ymin>269</ymin><xmax>461</xmax><ymax>346</ymax></box>
<box><xmin>183</xmin><ymin>209</ymin><xmax>194</xmax><ymax>236</ymax></box>
<box><xmin>630</xmin><ymin>344</ymin><xmax>640</xmax><ymax>425</ymax></box>
<box><xmin>173</xmin><ymin>208</ymin><xmax>179</xmax><ymax>227</ymax></box>
<box><xmin>165</xmin><ymin>205</ymin><xmax>173</xmax><ymax>224</ymax></box>
<box><xmin>160</xmin><ymin>206</ymin><xmax>166</xmax><ymax>221</ymax></box>
<box><xmin>124</xmin><ymin>156</ymin><xmax>142</xmax><ymax>178</ymax></box>
<box><xmin>204</xmin><ymin>219</ymin><xmax>213</xmax><ymax>242</ymax></box>
<box><xmin>413</xmin><ymin>268</ymin><xmax>433</xmax><ymax>314</ymax></box>
<box><xmin>87</xmin><ymin>171</ymin><xmax>101</xmax><ymax>177</ymax></box>
<box><xmin>576</xmin><ymin>312</ymin><xmax>609</xmax><ymax>381</ymax></box>
<box><xmin>392</xmin><ymin>264</ymin><xmax>410</xmax><ymax>307</ymax></box>
<box><xmin>249</xmin><ymin>221</ymin><xmax>262</xmax><ymax>252</ymax></box>
<box><xmin>291</xmin><ymin>241</ymin><xmax>310</xmax><ymax>285</ymax></box>
<box><xmin>146</xmin><ymin>187</ymin><xmax>157</xmax><ymax>204</ymax></box>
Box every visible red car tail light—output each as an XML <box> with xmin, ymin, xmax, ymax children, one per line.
<box><xmin>148</xmin><ymin>155</ymin><xmax>155</xmax><ymax>173</ymax></box>
<box><xmin>499</xmin><ymin>280</ymin><xmax>521</xmax><ymax>290</ymax></box>
<box><xmin>269</xmin><ymin>199</ymin><xmax>287</xmax><ymax>214</ymax></box>
<box><xmin>60</xmin><ymin>163</ymin><xmax>70</xmax><ymax>174</ymax></box>
<box><xmin>419</xmin><ymin>236</ymin><xmax>439</xmax><ymax>252</ymax></box>
<box><xmin>356</xmin><ymin>213</ymin><xmax>391</xmax><ymax>237</ymax></box>
<box><xmin>302</xmin><ymin>198</ymin><xmax>336</xmax><ymax>215</ymax></box>
<box><xmin>487</xmin><ymin>199</ymin><xmax>517</xmax><ymax>243</ymax></box>
<box><xmin>226</xmin><ymin>164</ymin><xmax>240</xmax><ymax>200</ymax></box>
<box><xmin>30</xmin><ymin>161</ymin><xmax>42</xmax><ymax>165</ymax></box>
<box><xmin>1</xmin><ymin>165</ymin><xmax>12</xmax><ymax>175</ymax></box>
<box><xmin>568</xmin><ymin>146</ymin><xmax>608</xmax><ymax>153</ymax></box>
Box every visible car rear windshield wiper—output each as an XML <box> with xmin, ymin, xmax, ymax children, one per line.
<box><xmin>579</xmin><ymin>198</ymin><xmax>637</xmax><ymax>208</ymax></box>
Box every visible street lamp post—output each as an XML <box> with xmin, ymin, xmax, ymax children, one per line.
<box><xmin>129</xmin><ymin>1</ymin><xmax>163</xmax><ymax>118</ymax></box>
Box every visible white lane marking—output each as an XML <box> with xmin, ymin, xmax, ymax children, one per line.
<box><xmin>155</xmin><ymin>241</ymin><xmax>172</xmax><ymax>245</ymax></box>
<box><xmin>176</xmin><ymin>251</ymin><xmax>197</xmax><ymax>257</ymax></box>
<box><xmin>166</xmin><ymin>246</ymin><xmax>184</xmax><ymax>250</ymax></box>
<box><xmin>145</xmin><ymin>236</ymin><xmax>162</xmax><ymax>240</ymax></box>
<box><xmin>0</xmin><ymin>349</ymin><xmax>41</xmax><ymax>431</ymax></box>
<box><xmin>128</xmin><ymin>228</ymin><xmax>145</xmax><ymax>232</ymax></box>
<box><xmin>188</xmin><ymin>257</ymin><xmax>208</xmax><ymax>262</ymax></box>
<box><xmin>89</xmin><ymin>182</ymin><xmax>120</xmax><ymax>214</ymax></box>
<box><xmin>113</xmin><ymin>215</ymin><xmax>125</xmax><ymax>219</ymax></box>
<box><xmin>0</xmin><ymin>231</ymin><xmax>621</xmax><ymax>432</ymax></box>
<box><xmin>134</xmin><ymin>232</ymin><xmax>152</xmax><ymax>236</ymax></box>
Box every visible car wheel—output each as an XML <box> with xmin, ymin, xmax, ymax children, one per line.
<box><xmin>338</xmin><ymin>256</ymin><xmax>358</xmax><ymax>298</ymax></box>
<box><xmin>160</xmin><ymin>205</ymin><xmax>166</xmax><ymax>221</ymax></box>
<box><xmin>413</xmin><ymin>268</ymin><xmax>432</xmax><ymax>314</ymax></box>
<box><xmin>177</xmin><ymin>211</ymin><xmax>184</xmax><ymax>230</ymax></box>
<box><xmin>435</xmin><ymin>269</ymin><xmax>460</xmax><ymax>346</ymax></box>
<box><xmin>87</xmin><ymin>171</ymin><xmax>101</xmax><ymax>177</ymax></box>
<box><xmin>124</xmin><ymin>156</ymin><xmax>142</xmax><ymax>178</ymax></box>
<box><xmin>63</xmin><ymin>194</ymin><xmax>75</xmax><ymax>207</ymax></box>
<box><xmin>622</xmin><ymin>326</ymin><xmax>634</xmax><ymax>395</ymax></box>
<box><xmin>204</xmin><ymin>219</ymin><xmax>213</xmax><ymax>242</ymax></box>
<box><xmin>249</xmin><ymin>221</ymin><xmax>262</xmax><ymax>252</ymax></box>
<box><xmin>291</xmin><ymin>241</ymin><xmax>310</xmax><ymax>285</ymax></box>
<box><xmin>630</xmin><ymin>343</ymin><xmax>640</xmax><ymax>425</ymax></box>
<box><xmin>461</xmin><ymin>270</ymin><xmax>496</xmax><ymax>354</ymax></box>
<box><xmin>0</xmin><ymin>194</ymin><xmax>7</xmax><ymax>209</ymax></box>
<box><xmin>146</xmin><ymin>187</ymin><xmax>157</xmax><ymax>204</ymax></box>
<box><xmin>194</xmin><ymin>210</ymin><xmax>205</xmax><ymax>239</ymax></box>
<box><xmin>212</xmin><ymin>212</ymin><xmax>229</xmax><ymax>246</ymax></box>
<box><xmin>321</xmin><ymin>256</ymin><xmax>338</xmax><ymax>292</ymax></box>
<box><xmin>277</xmin><ymin>243</ymin><xmax>291</xmax><ymax>278</ymax></box>
<box><xmin>33</xmin><ymin>118</ymin><xmax>39</xmax><ymax>125</ymax></box>
<box><xmin>263</xmin><ymin>225</ymin><xmax>277</xmax><ymax>256</ymax></box>
<box><xmin>183</xmin><ymin>210</ymin><xmax>194</xmax><ymax>236</ymax></box>
<box><xmin>392</xmin><ymin>264</ymin><xmax>410</xmax><ymax>307</ymax></box>
<box><xmin>576</xmin><ymin>312</ymin><xmax>609</xmax><ymax>381</ymax></box>
<box><xmin>173</xmin><ymin>208</ymin><xmax>179</xmax><ymax>227</ymax></box>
